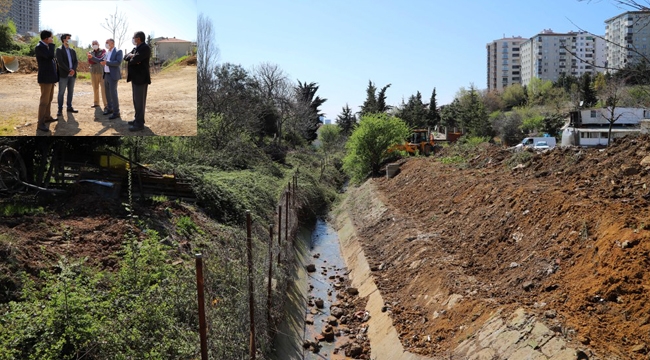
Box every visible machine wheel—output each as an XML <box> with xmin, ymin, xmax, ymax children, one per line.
<box><xmin>423</xmin><ymin>144</ymin><xmax>431</xmax><ymax>156</ymax></box>
<box><xmin>0</xmin><ymin>146</ymin><xmax>27</xmax><ymax>193</ymax></box>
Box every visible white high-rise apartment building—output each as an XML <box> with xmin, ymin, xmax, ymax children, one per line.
<box><xmin>520</xmin><ymin>29</ymin><xmax>605</xmax><ymax>87</ymax></box>
<box><xmin>605</xmin><ymin>11</ymin><xmax>650</xmax><ymax>72</ymax></box>
<box><xmin>486</xmin><ymin>36</ymin><xmax>525</xmax><ymax>91</ymax></box>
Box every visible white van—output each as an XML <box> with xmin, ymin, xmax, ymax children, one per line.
<box><xmin>514</xmin><ymin>137</ymin><xmax>557</xmax><ymax>151</ymax></box>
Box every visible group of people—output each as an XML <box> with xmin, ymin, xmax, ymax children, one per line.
<box><xmin>35</xmin><ymin>30</ymin><xmax>152</xmax><ymax>133</ymax></box>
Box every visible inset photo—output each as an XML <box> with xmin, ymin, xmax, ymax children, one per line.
<box><xmin>0</xmin><ymin>0</ymin><xmax>197</xmax><ymax>136</ymax></box>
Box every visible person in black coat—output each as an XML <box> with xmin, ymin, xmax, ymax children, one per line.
<box><xmin>55</xmin><ymin>33</ymin><xmax>79</xmax><ymax>116</ymax></box>
<box><xmin>35</xmin><ymin>30</ymin><xmax>59</xmax><ymax>132</ymax></box>
<box><xmin>124</xmin><ymin>31</ymin><xmax>151</xmax><ymax>131</ymax></box>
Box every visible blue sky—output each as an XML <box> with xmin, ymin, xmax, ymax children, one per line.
<box><xmin>40</xmin><ymin>0</ymin><xmax>197</xmax><ymax>51</ymax></box>
<box><xmin>202</xmin><ymin>0</ymin><xmax>628</xmax><ymax>121</ymax></box>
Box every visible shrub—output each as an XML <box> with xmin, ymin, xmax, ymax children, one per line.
<box><xmin>343</xmin><ymin>113</ymin><xmax>410</xmax><ymax>183</ymax></box>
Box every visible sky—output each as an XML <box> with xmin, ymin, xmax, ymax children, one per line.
<box><xmin>202</xmin><ymin>0</ymin><xmax>630</xmax><ymax>121</ymax></box>
<box><xmin>40</xmin><ymin>0</ymin><xmax>197</xmax><ymax>51</ymax></box>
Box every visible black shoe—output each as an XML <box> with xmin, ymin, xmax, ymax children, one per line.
<box><xmin>67</xmin><ymin>108</ymin><xmax>78</xmax><ymax>113</ymax></box>
<box><xmin>127</xmin><ymin>120</ymin><xmax>135</xmax><ymax>125</ymax></box>
<box><xmin>37</xmin><ymin>124</ymin><xmax>50</xmax><ymax>132</ymax></box>
<box><xmin>128</xmin><ymin>124</ymin><xmax>145</xmax><ymax>131</ymax></box>
<box><xmin>102</xmin><ymin>110</ymin><xmax>113</xmax><ymax>115</ymax></box>
<box><xmin>44</xmin><ymin>117</ymin><xmax>58</xmax><ymax>124</ymax></box>
<box><xmin>108</xmin><ymin>113</ymin><xmax>121</xmax><ymax>120</ymax></box>
<box><xmin>56</xmin><ymin>110</ymin><xmax>62</xmax><ymax>117</ymax></box>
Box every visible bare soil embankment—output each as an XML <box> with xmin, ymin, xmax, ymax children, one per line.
<box><xmin>335</xmin><ymin>135</ymin><xmax>650</xmax><ymax>359</ymax></box>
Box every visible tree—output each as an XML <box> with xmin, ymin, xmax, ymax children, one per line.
<box><xmin>336</xmin><ymin>104</ymin><xmax>356</xmax><ymax>136</ymax></box>
<box><xmin>198</xmin><ymin>13</ymin><xmax>219</xmax><ymax>119</ymax></box>
<box><xmin>101</xmin><ymin>7</ymin><xmax>129</xmax><ymax>50</ymax></box>
<box><xmin>293</xmin><ymin>81</ymin><xmax>327</xmax><ymax>142</ymax></box>
<box><xmin>580</xmin><ymin>72</ymin><xmax>598</xmax><ymax>107</ymax></box>
<box><xmin>360</xmin><ymin>80</ymin><xmax>377</xmax><ymax>115</ymax></box>
<box><xmin>343</xmin><ymin>113</ymin><xmax>410</xmax><ymax>183</ymax></box>
<box><xmin>254</xmin><ymin>62</ymin><xmax>292</xmax><ymax>143</ymax></box>
<box><xmin>0</xmin><ymin>19</ymin><xmax>17</xmax><ymax>52</ymax></box>
<box><xmin>427</xmin><ymin>88</ymin><xmax>441</xmax><ymax>128</ymax></box>
<box><xmin>376</xmin><ymin>84</ymin><xmax>392</xmax><ymax>113</ymax></box>
<box><xmin>440</xmin><ymin>99</ymin><xmax>461</xmax><ymax>129</ymax></box>
<box><xmin>480</xmin><ymin>89</ymin><xmax>504</xmax><ymax>113</ymax></box>
<box><xmin>502</xmin><ymin>84</ymin><xmax>527</xmax><ymax>109</ymax></box>
<box><xmin>397</xmin><ymin>91</ymin><xmax>428</xmax><ymax>128</ymax></box>
<box><xmin>319</xmin><ymin>124</ymin><xmax>341</xmax><ymax>166</ymax></box>
<box><xmin>527</xmin><ymin>78</ymin><xmax>554</xmax><ymax>105</ymax></box>
<box><xmin>458</xmin><ymin>85</ymin><xmax>492</xmax><ymax>137</ymax></box>
<box><xmin>490</xmin><ymin>111</ymin><xmax>524</xmax><ymax>146</ymax></box>
<box><xmin>598</xmin><ymin>77</ymin><xmax>628</xmax><ymax>146</ymax></box>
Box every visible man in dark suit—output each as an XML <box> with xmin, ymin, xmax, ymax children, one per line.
<box><xmin>124</xmin><ymin>31</ymin><xmax>151</xmax><ymax>131</ymax></box>
<box><xmin>98</xmin><ymin>38</ymin><xmax>123</xmax><ymax>120</ymax></box>
<box><xmin>35</xmin><ymin>30</ymin><xmax>59</xmax><ymax>132</ymax></box>
<box><xmin>55</xmin><ymin>33</ymin><xmax>79</xmax><ymax>117</ymax></box>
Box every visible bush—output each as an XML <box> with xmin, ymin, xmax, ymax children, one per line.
<box><xmin>343</xmin><ymin>113</ymin><xmax>410</xmax><ymax>183</ymax></box>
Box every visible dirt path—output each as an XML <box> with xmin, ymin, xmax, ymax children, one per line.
<box><xmin>0</xmin><ymin>65</ymin><xmax>196</xmax><ymax>136</ymax></box>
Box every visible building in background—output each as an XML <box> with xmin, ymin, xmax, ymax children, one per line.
<box><xmin>486</xmin><ymin>36</ymin><xmax>525</xmax><ymax>91</ymax></box>
<box><xmin>605</xmin><ymin>11</ymin><xmax>650</xmax><ymax>72</ymax></box>
<box><xmin>0</xmin><ymin>0</ymin><xmax>40</xmax><ymax>35</ymax></box>
<box><xmin>520</xmin><ymin>29</ymin><xmax>605</xmax><ymax>87</ymax></box>
<box><xmin>152</xmin><ymin>37</ymin><xmax>194</xmax><ymax>63</ymax></box>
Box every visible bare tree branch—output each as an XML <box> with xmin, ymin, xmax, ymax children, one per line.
<box><xmin>101</xmin><ymin>7</ymin><xmax>129</xmax><ymax>50</ymax></box>
<box><xmin>198</xmin><ymin>13</ymin><xmax>219</xmax><ymax>119</ymax></box>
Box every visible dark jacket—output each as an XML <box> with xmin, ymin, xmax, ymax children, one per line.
<box><xmin>55</xmin><ymin>45</ymin><xmax>78</xmax><ymax>78</ymax></box>
<box><xmin>35</xmin><ymin>41</ymin><xmax>58</xmax><ymax>84</ymax></box>
<box><xmin>125</xmin><ymin>42</ymin><xmax>151</xmax><ymax>85</ymax></box>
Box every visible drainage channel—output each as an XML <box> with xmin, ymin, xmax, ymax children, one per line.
<box><xmin>273</xmin><ymin>218</ymin><xmax>371</xmax><ymax>360</ymax></box>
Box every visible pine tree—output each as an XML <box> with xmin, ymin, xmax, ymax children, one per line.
<box><xmin>377</xmin><ymin>84</ymin><xmax>392</xmax><ymax>112</ymax></box>
<box><xmin>426</xmin><ymin>88</ymin><xmax>441</xmax><ymax>128</ymax></box>
<box><xmin>360</xmin><ymin>80</ymin><xmax>378</xmax><ymax>115</ymax></box>
<box><xmin>295</xmin><ymin>80</ymin><xmax>327</xmax><ymax>142</ymax></box>
<box><xmin>336</xmin><ymin>104</ymin><xmax>357</xmax><ymax>136</ymax></box>
<box><xmin>580</xmin><ymin>73</ymin><xmax>598</xmax><ymax>107</ymax></box>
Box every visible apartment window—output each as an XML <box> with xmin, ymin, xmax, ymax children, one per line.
<box><xmin>591</xmin><ymin>110</ymin><xmax>597</xmax><ymax>118</ymax></box>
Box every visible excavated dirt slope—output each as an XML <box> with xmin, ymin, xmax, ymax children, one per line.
<box><xmin>346</xmin><ymin>136</ymin><xmax>650</xmax><ymax>359</ymax></box>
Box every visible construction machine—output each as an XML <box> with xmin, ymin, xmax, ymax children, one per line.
<box><xmin>388</xmin><ymin>129</ymin><xmax>437</xmax><ymax>156</ymax></box>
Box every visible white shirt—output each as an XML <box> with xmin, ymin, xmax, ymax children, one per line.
<box><xmin>104</xmin><ymin>48</ymin><xmax>114</xmax><ymax>73</ymax></box>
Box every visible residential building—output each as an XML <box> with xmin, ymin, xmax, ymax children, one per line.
<box><xmin>562</xmin><ymin>107</ymin><xmax>648</xmax><ymax>146</ymax></box>
<box><xmin>0</xmin><ymin>0</ymin><xmax>40</xmax><ymax>35</ymax></box>
<box><xmin>152</xmin><ymin>37</ymin><xmax>194</xmax><ymax>63</ymax></box>
<box><xmin>520</xmin><ymin>29</ymin><xmax>605</xmax><ymax>87</ymax></box>
<box><xmin>605</xmin><ymin>11</ymin><xmax>650</xmax><ymax>71</ymax></box>
<box><xmin>486</xmin><ymin>36</ymin><xmax>525</xmax><ymax>91</ymax></box>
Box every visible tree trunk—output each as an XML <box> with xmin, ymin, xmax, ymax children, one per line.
<box><xmin>608</xmin><ymin>121</ymin><xmax>614</xmax><ymax>147</ymax></box>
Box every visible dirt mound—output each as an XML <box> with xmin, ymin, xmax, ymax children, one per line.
<box><xmin>15</xmin><ymin>56</ymin><xmax>38</xmax><ymax>74</ymax></box>
<box><xmin>350</xmin><ymin>135</ymin><xmax>650</xmax><ymax>358</ymax></box>
<box><xmin>178</xmin><ymin>55</ymin><xmax>196</xmax><ymax>66</ymax></box>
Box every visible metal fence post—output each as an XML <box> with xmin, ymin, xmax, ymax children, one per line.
<box><xmin>267</xmin><ymin>224</ymin><xmax>273</xmax><ymax>328</ymax></box>
<box><xmin>277</xmin><ymin>205</ymin><xmax>282</xmax><ymax>265</ymax></box>
<box><xmin>195</xmin><ymin>254</ymin><xmax>208</xmax><ymax>360</ymax></box>
<box><xmin>246</xmin><ymin>210</ymin><xmax>256</xmax><ymax>360</ymax></box>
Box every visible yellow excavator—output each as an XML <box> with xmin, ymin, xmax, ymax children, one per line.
<box><xmin>388</xmin><ymin>129</ymin><xmax>437</xmax><ymax>156</ymax></box>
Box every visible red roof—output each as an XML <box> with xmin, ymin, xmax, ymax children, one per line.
<box><xmin>156</xmin><ymin>37</ymin><xmax>191</xmax><ymax>43</ymax></box>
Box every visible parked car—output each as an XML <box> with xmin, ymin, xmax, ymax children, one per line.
<box><xmin>534</xmin><ymin>141</ymin><xmax>550</xmax><ymax>150</ymax></box>
<box><xmin>513</xmin><ymin>137</ymin><xmax>557</xmax><ymax>152</ymax></box>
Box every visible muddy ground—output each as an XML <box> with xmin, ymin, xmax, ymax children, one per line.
<box><xmin>0</xmin><ymin>56</ymin><xmax>196</xmax><ymax>136</ymax></box>
<box><xmin>345</xmin><ymin>136</ymin><xmax>650</xmax><ymax>359</ymax></box>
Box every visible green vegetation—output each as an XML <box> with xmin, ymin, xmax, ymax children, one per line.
<box><xmin>0</xmin><ymin>202</ymin><xmax>44</xmax><ymax>216</ymax></box>
<box><xmin>343</xmin><ymin>113</ymin><xmax>410</xmax><ymax>183</ymax></box>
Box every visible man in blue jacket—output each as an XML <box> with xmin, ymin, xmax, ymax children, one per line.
<box><xmin>35</xmin><ymin>30</ymin><xmax>59</xmax><ymax>132</ymax></box>
<box><xmin>97</xmin><ymin>38</ymin><xmax>123</xmax><ymax>120</ymax></box>
<box><xmin>55</xmin><ymin>33</ymin><xmax>79</xmax><ymax>117</ymax></box>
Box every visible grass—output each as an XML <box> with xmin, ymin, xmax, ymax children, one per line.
<box><xmin>441</xmin><ymin>155</ymin><xmax>466</xmax><ymax>164</ymax></box>
<box><xmin>0</xmin><ymin>115</ymin><xmax>20</xmax><ymax>136</ymax></box>
<box><xmin>76</xmin><ymin>71</ymin><xmax>91</xmax><ymax>80</ymax></box>
<box><xmin>0</xmin><ymin>203</ymin><xmax>45</xmax><ymax>217</ymax></box>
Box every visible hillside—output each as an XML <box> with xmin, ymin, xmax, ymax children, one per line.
<box><xmin>341</xmin><ymin>135</ymin><xmax>650</xmax><ymax>359</ymax></box>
